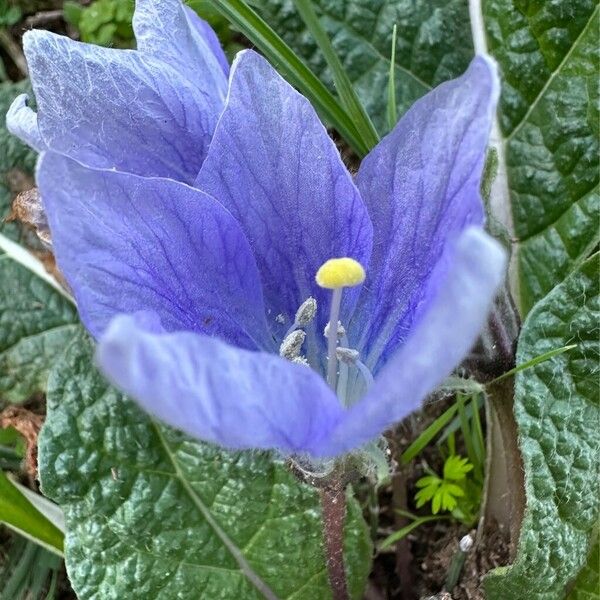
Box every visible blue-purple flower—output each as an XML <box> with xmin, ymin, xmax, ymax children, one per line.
<box><xmin>8</xmin><ymin>0</ymin><xmax>505</xmax><ymax>459</ymax></box>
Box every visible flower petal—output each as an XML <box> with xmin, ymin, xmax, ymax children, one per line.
<box><xmin>196</xmin><ymin>50</ymin><xmax>373</xmax><ymax>362</ymax></box>
<box><xmin>6</xmin><ymin>94</ymin><xmax>45</xmax><ymax>152</ymax></box>
<box><xmin>184</xmin><ymin>8</ymin><xmax>230</xmax><ymax>76</ymax></box>
<box><xmin>133</xmin><ymin>0</ymin><xmax>228</xmax><ymax>95</ymax></box>
<box><xmin>38</xmin><ymin>152</ymin><xmax>271</xmax><ymax>349</ymax></box>
<box><xmin>351</xmin><ymin>55</ymin><xmax>500</xmax><ymax>372</ymax></box>
<box><xmin>97</xmin><ymin>313</ymin><xmax>343</xmax><ymax>454</ymax></box>
<box><xmin>23</xmin><ymin>30</ymin><xmax>221</xmax><ymax>182</ymax></box>
<box><xmin>315</xmin><ymin>228</ymin><xmax>506</xmax><ymax>457</ymax></box>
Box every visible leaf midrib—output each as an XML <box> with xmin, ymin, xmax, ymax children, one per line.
<box><xmin>506</xmin><ymin>4</ymin><xmax>599</xmax><ymax>141</ymax></box>
<box><xmin>0</xmin><ymin>323</ymin><xmax>78</xmax><ymax>358</ymax></box>
<box><xmin>151</xmin><ymin>422</ymin><xmax>281</xmax><ymax>600</ymax></box>
<box><xmin>319</xmin><ymin>4</ymin><xmax>432</xmax><ymax>92</ymax></box>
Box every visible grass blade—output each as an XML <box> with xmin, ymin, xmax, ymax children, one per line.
<box><xmin>401</xmin><ymin>402</ymin><xmax>459</xmax><ymax>465</ymax></box>
<box><xmin>379</xmin><ymin>515</ymin><xmax>445</xmax><ymax>550</ymax></box>
<box><xmin>291</xmin><ymin>0</ymin><xmax>379</xmax><ymax>149</ymax></box>
<box><xmin>470</xmin><ymin>393</ymin><xmax>486</xmax><ymax>477</ymax></box>
<box><xmin>206</xmin><ymin>0</ymin><xmax>371</xmax><ymax>156</ymax></box>
<box><xmin>456</xmin><ymin>393</ymin><xmax>477</xmax><ymax>468</ymax></box>
<box><xmin>488</xmin><ymin>344</ymin><xmax>577</xmax><ymax>385</ymax></box>
<box><xmin>0</xmin><ymin>472</ymin><xmax>63</xmax><ymax>556</ymax></box>
<box><xmin>386</xmin><ymin>23</ymin><xmax>398</xmax><ymax>131</ymax></box>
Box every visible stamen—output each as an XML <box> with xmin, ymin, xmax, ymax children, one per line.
<box><xmin>295</xmin><ymin>297</ymin><xmax>317</xmax><ymax>326</ymax></box>
<box><xmin>291</xmin><ymin>356</ymin><xmax>310</xmax><ymax>367</ymax></box>
<box><xmin>323</xmin><ymin>320</ymin><xmax>346</xmax><ymax>339</ymax></box>
<box><xmin>336</xmin><ymin>346</ymin><xmax>374</xmax><ymax>389</ymax></box>
<box><xmin>285</xmin><ymin>297</ymin><xmax>317</xmax><ymax>338</ymax></box>
<box><xmin>316</xmin><ymin>257</ymin><xmax>366</xmax><ymax>391</ymax></box>
<box><xmin>355</xmin><ymin>358</ymin><xmax>374</xmax><ymax>388</ymax></box>
<box><xmin>336</xmin><ymin>347</ymin><xmax>359</xmax><ymax>364</ymax></box>
<box><xmin>279</xmin><ymin>329</ymin><xmax>306</xmax><ymax>360</ymax></box>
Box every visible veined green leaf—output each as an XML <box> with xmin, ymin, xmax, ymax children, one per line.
<box><xmin>472</xmin><ymin>0</ymin><xmax>599</xmax><ymax>312</ymax></box>
<box><xmin>0</xmin><ymin>235</ymin><xmax>78</xmax><ymax>404</ymax></box>
<box><xmin>39</xmin><ymin>331</ymin><xmax>372</xmax><ymax>599</ymax></box>
<box><xmin>484</xmin><ymin>255</ymin><xmax>599</xmax><ymax>599</ymax></box>
<box><xmin>255</xmin><ymin>0</ymin><xmax>474</xmax><ymax>135</ymax></box>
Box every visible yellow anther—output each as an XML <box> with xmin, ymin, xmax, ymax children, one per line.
<box><xmin>316</xmin><ymin>257</ymin><xmax>366</xmax><ymax>289</ymax></box>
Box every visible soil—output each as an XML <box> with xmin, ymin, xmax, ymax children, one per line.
<box><xmin>364</xmin><ymin>395</ymin><xmax>511</xmax><ymax>600</ymax></box>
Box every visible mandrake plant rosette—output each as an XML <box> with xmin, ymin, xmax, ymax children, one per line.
<box><xmin>6</xmin><ymin>0</ymin><xmax>506</xmax><ymax>466</ymax></box>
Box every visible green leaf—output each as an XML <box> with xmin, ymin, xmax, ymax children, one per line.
<box><xmin>39</xmin><ymin>331</ymin><xmax>372</xmax><ymax>599</ymax></box>
<box><xmin>414</xmin><ymin>477</ymin><xmax>441</xmax><ymax>509</ymax></box>
<box><xmin>567</xmin><ymin>537</ymin><xmax>599</xmax><ymax>600</ymax></box>
<box><xmin>481</xmin><ymin>1</ymin><xmax>599</xmax><ymax>312</ymax></box>
<box><xmin>442</xmin><ymin>483</ymin><xmax>464</xmax><ymax>498</ymax></box>
<box><xmin>0</xmin><ymin>239</ymin><xmax>78</xmax><ymax>403</ymax></box>
<box><xmin>415</xmin><ymin>475</ymin><xmax>441</xmax><ymax>489</ymax></box>
<box><xmin>485</xmin><ymin>255</ymin><xmax>600</xmax><ymax>599</ymax></box>
<box><xmin>63</xmin><ymin>1</ymin><xmax>84</xmax><ymax>27</ymax></box>
<box><xmin>0</xmin><ymin>1</ymin><xmax>21</xmax><ymax>27</ymax></box>
<box><xmin>255</xmin><ymin>0</ymin><xmax>474</xmax><ymax>134</ymax></box>
<box><xmin>0</xmin><ymin>471</ymin><xmax>64</xmax><ymax>555</ymax></box>
<box><xmin>443</xmin><ymin>455</ymin><xmax>473</xmax><ymax>481</ymax></box>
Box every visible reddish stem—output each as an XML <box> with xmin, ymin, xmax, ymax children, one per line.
<box><xmin>320</xmin><ymin>480</ymin><xmax>350</xmax><ymax>600</ymax></box>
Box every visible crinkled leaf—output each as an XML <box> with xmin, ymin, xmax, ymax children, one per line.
<box><xmin>1</xmin><ymin>81</ymin><xmax>78</xmax><ymax>403</ymax></box>
<box><xmin>0</xmin><ymin>251</ymin><xmax>78</xmax><ymax>404</ymax></box>
<box><xmin>485</xmin><ymin>255</ymin><xmax>599</xmax><ymax>599</ymax></box>
<box><xmin>483</xmin><ymin>1</ymin><xmax>599</xmax><ymax>311</ymax></box>
<box><xmin>255</xmin><ymin>0</ymin><xmax>474</xmax><ymax>134</ymax></box>
<box><xmin>39</xmin><ymin>330</ymin><xmax>372</xmax><ymax>599</ymax></box>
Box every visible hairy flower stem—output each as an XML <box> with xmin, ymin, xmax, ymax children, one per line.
<box><xmin>320</xmin><ymin>478</ymin><xmax>349</xmax><ymax>600</ymax></box>
<box><xmin>390</xmin><ymin>426</ymin><xmax>414</xmax><ymax>600</ymax></box>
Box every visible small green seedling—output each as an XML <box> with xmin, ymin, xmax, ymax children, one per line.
<box><xmin>415</xmin><ymin>454</ymin><xmax>474</xmax><ymax>516</ymax></box>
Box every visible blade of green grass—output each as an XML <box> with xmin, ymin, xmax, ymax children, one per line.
<box><xmin>379</xmin><ymin>515</ymin><xmax>446</xmax><ymax>550</ymax></box>
<box><xmin>291</xmin><ymin>0</ymin><xmax>379</xmax><ymax>149</ymax></box>
<box><xmin>457</xmin><ymin>393</ymin><xmax>477</xmax><ymax>469</ymax></box>
<box><xmin>0</xmin><ymin>472</ymin><xmax>63</xmax><ymax>556</ymax></box>
<box><xmin>205</xmin><ymin>0</ymin><xmax>371</xmax><ymax>156</ymax></box>
<box><xmin>0</xmin><ymin>536</ymin><xmax>61</xmax><ymax>600</ymax></box>
<box><xmin>470</xmin><ymin>393</ymin><xmax>486</xmax><ymax>477</ymax></box>
<box><xmin>488</xmin><ymin>344</ymin><xmax>577</xmax><ymax>385</ymax></box>
<box><xmin>401</xmin><ymin>402</ymin><xmax>459</xmax><ymax>465</ymax></box>
<box><xmin>386</xmin><ymin>23</ymin><xmax>398</xmax><ymax>131</ymax></box>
